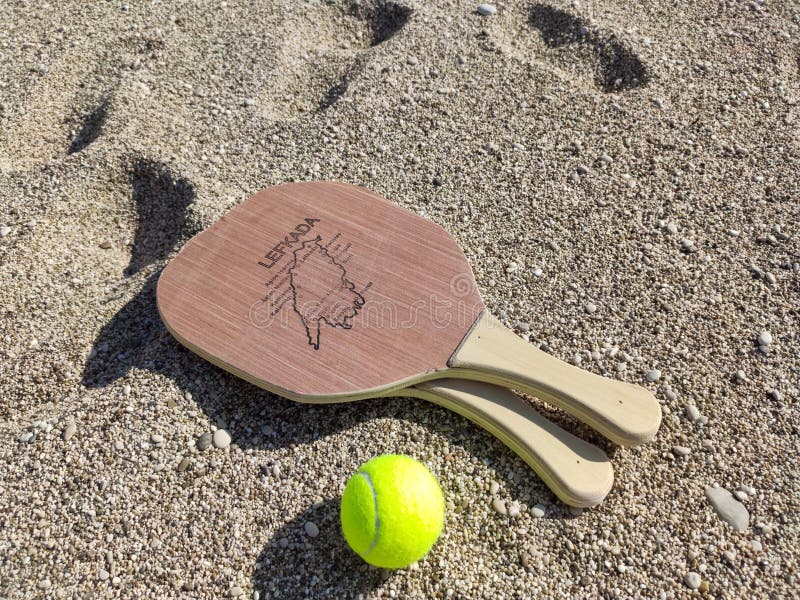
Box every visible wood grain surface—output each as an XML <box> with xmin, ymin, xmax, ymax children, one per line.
<box><xmin>157</xmin><ymin>181</ymin><xmax>485</xmax><ymax>399</ymax></box>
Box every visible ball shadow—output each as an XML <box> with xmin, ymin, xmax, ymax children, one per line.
<box><xmin>252</xmin><ymin>498</ymin><xmax>392</xmax><ymax>599</ymax></box>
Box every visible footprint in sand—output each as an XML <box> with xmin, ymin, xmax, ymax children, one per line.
<box><xmin>489</xmin><ymin>3</ymin><xmax>649</xmax><ymax>94</ymax></box>
<box><xmin>0</xmin><ymin>36</ymin><xmax>161</xmax><ymax>170</ymax></box>
<box><xmin>528</xmin><ymin>4</ymin><xmax>649</xmax><ymax>92</ymax></box>
<box><xmin>254</xmin><ymin>1</ymin><xmax>412</xmax><ymax>119</ymax></box>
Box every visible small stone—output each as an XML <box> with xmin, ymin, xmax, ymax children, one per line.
<box><xmin>491</xmin><ymin>497</ymin><xmax>507</xmax><ymax>515</ymax></box>
<box><xmin>19</xmin><ymin>431</ymin><xmax>33</xmax><ymax>443</ymax></box>
<box><xmin>672</xmin><ymin>446</ymin><xmax>691</xmax><ymax>457</ymax></box>
<box><xmin>666</xmin><ymin>223</ymin><xmax>678</xmax><ymax>235</ymax></box>
<box><xmin>665</xmin><ymin>388</ymin><xmax>677</xmax><ymax>402</ymax></box>
<box><xmin>735</xmin><ymin>369</ymin><xmax>746</xmax><ymax>382</ymax></box>
<box><xmin>151</xmin><ymin>433</ymin><xmax>164</xmax><ymax>445</ymax></box>
<box><xmin>228</xmin><ymin>585</ymin><xmax>244</xmax><ymax>597</ymax></box>
<box><xmin>406</xmin><ymin>55</ymin><xmax>418</xmax><ymax>65</ymax></box>
<box><xmin>489</xmin><ymin>481</ymin><xmax>500</xmax><ymax>495</ymax></box>
<box><xmin>38</xmin><ymin>579</ymin><xmax>51</xmax><ymax>589</ymax></box>
<box><xmin>99</xmin><ymin>240</ymin><xmax>112</xmax><ymax>249</ymax></box>
<box><xmin>681</xmin><ymin>238</ymin><xmax>695</xmax><ymax>252</ymax></box>
<box><xmin>646</xmin><ymin>369</ymin><xmax>661</xmax><ymax>382</ymax></box>
<box><xmin>686</xmin><ymin>404</ymin><xmax>701</xmax><ymax>422</ymax></box>
<box><xmin>476</xmin><ymin>3</ymin><xmax>497</xmax><ymax>16</ymax></box>
<box><xmin>757</xmin><ymin>331</ymin><xmax>772</xmax><ymax>346</ymax></box>
<box><xmin>531</xmin><ymin>504</ymin><xmax>545</xmax><ymax>518</ymax></box>
<box><xmin>253</xmin><ymin>592</ymin><xmax>260</xmax><ymax>600</ymax></box>
<box><xmin>705</xmin><ymin>486</ymin><xmax>750</xmax><ymax>531</ymax></box>
<box><xmin>532</xmin><ymin>267</ymin><xmax>543</xmax><ymax>277</ymax></box>
<box><xmin>569</xmin><ymin>506</ymin><xmax>583</xmax><ymax>516</ymax></box>
<box><xmin>177</xmin><ymin>457</ymin><xmax>191</xmax><ymax>472</ymax></box>
<box><xmin>272</xmin><ymin>464</ymin><xmax>281</xmax><ymax>478</ymax></box>
<box><xmin>765</xmin><ymin>272</ymin><xmax>776</xmax><ymax>284</ymax></box>
<box><xmin>507</xmin><ymin>501</ymin><xmax>521</xmax><ymax>517</ymax></box>
<box><xmin>114</xmin><ymin>440</ymin><xmax>124</xmax><ymax>451</ymax></box>
<box><xmin>0</xmin><ymin>225</ymin><xmax>11</xmax><ymax>237</ymax></box>
<box><xmin>585</xmin><ymin>302</ymin><xmax>597</xmax><ymax>314</ymax></box>
<box><xmin>213</xmin><ymin>429</ymin><xmax>231</xmax><ymax>449</ymax></box>
<box><xmin>723</xmin><ymin>550</ymin><xmax>736</xmax><ymax>563</ymax></box>
<box><xmin>734</xmin><ymin>490</ymin><xmax>748</xmax><ymax>502</ymax></box>
<box><xmin>699</xmin><ymin>581</ymin><xmax>710</xmax><ymax>593</ymax></box>
<box><xmin>512</xmin><ymin>142</ymin><xmax>525</xmax><ymax>151</ymax></box>
<box><xmin>684</xmin><ymin>572</ymin><xmax>701</xmax><ymax>590</ymax></box>
<box><xmin>304</xmin><ymin>521</ymin><xmax>319</xmax><ymax>538</ymax></box>
<box><xmin>63</xmin><ymin>422</ymin><xmax>77</xmax><ymax>442</ymax></box>
<box><xmin>99</xmin><ymin>569</ymin><xmax>109</xmax><ymax>581</ymax></box>
<box><xmin>122</xmin><ymin>384</ymin><xmax>131</xmax><ymax>397</ymax></box>
<box><xmin>243</xmin><ymin>98</ymin><xmax>255</xmax><ymax>107</ymax></box>
<box><xmin>196</xmin><ymin>432</ymin><xmax>213</xmax><ymax>451</ymax></box>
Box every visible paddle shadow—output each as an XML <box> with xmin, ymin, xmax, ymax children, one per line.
<box><xmin>82</xmin><ymin>157</ymin><xmax>199</xmax><ymax>387</ymax></box>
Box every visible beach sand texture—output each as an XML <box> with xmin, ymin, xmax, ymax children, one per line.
<box><xmin>1</xmin><ymin>1</ymin><xmax>798</xmax><ymax>598</ymax></box>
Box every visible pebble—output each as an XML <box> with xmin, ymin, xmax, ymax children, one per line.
<box><xmin>38</xmin><ymin>579</ymin><xmax>51</xmax><ymax>589</ymax></box>
<box><xmin>765</xmin><ymin>272</ymin><xmax>776</xmax><ymax>284</ymax></box>
<box><xmin>243</xmin><ymin>98</ymin><xmax>255</xmax><ymax>107</ymax></box>
<box><xmin>646</xmin><ymin>369</ymin><xmax>661</xmax><ymax>382</ymax></box>
<box><xmin>122</xmin><ymin>384</ymin><xmax>131</xmax><ymax>397</ymax></box>
<box><xmin>196</xmin><ymin>432</ymin><xmax>213</xmax><ymax>451</ymax></box>
<box><xmin>213</xmin><ymin>429</ymin><xmax>231</xmax><ymax>449</ymax></box>
<box><xmin>99</xmin><ymin>240</ymin><xmax>112</xmax><ymax>249</ymax></box>
<box><xmin>304</xmin><ymin>521</ymin><xmax>319</xmax><ymax>538</ymax></box>
<box><xmin>734</xmin><ymin>490</ymin><xmax>748</xmax><ymax>502</ymax></box>
<box><xmin>507</xmin><ymin>501</ymin><xmax>521</xmax><ymax>517</ymax></box>
<box><xmin>490</xmin><ymin>481</ymin><xmax>500</xmax><ymax>495</ymax></box>
<box><xmin>735</xmin><ymin>369</ymin><xmax>747</xmax><ymax>382</ymax></box>
<box><xmin>723</xmin><ymin>550</ymin><xmax>736</xmax><ymax>563</ymax></box>
<box><xmin>177</xmin><ymin>457</ymin><xmax>191</xmax><ymax>472</ymax></box>
<box><xmin>681</xmin><ymin>238</ymin><xmax>695</xmax><ymax>252</ymax></box>
<box><xmin>151</xmin><ymin>433</ymin><xmax>165</xmax><ymax>445</ymax></box>
<box><xmin>228</xmin><ymin>585</ymin><xmax>244</xmax><ymax>597</ymax></box>
<box><xmin>750</xmin><ymin>540</ymin><xmax>762</xmax><ymax>552</ymax></box>
<box><xmin>99</xmin><ymin>569</ymin><xmax>109</xmax><ymax>581</ymax></box>
<box><xmin>492</xmin><ymin>497</ymin><xmax>507</xmax><ymax>515</ymax></box>
<box><xmin>666</xmin><ymin>223</ymin><xmax>678</xmax><ymax>234</ymax></box>
<box><xmin>757</xmin><ymin>331</ymin><xmax>772</xmax><ymax>346</ymax></box>
<box><xmin>63</xmin><ymin>422</ymin><xmax>77</xmax><ymax>442</ymax></box>
<box><xmin>684</xmin><ymin>572</ymin><xmax>701</xmax><ymax>590</ymax></box>
<box><xmin>705</xmin><ymin>486</ymin><xmax>749</xmax><ymax>531</ymax></box>
<box><xmin>585</xmin><ymin>302</ymin><xmax>597</xmax><ymax>314</ymax></box>
<box><xmin>665</xmin><ymin>387</ymin><xmax>677</xmax><ymax>402</ymax></box>
<box><xmin>406</xmin><ymin>55</ymin><xmax>418</xmax><ymax>65</ymax></box>
<box><xmin>686</xmin><ymin>404</ymin><xmax>701</xmax><ymax>422</ymax></box>
<box><xmin>476</xmin><ymin>3</ymin><xmax>497</xmax><ymax>16</ymax></box>
<box><xmin>0</xmin><ymin>225</ymin><xmax>11</xmax><ymax>237</ymax></box>
<box><xmin>19</xmin><ymin>432</ymin><xmax>33</xmax><ymax>443</ymax></box>
<box><xmin>512</xmin><ymin>142</ymin><xmax>525</xmax><ymax>151</ymax></box>
<box><xmin>114</xmin><ymin>440</ymin><xmax>124</xmax><ymax>451</ymax></box>
<box><xmin>672</xmin><ymin>446</ymin><xmax>691</xmax><ymax>457</ymax></box>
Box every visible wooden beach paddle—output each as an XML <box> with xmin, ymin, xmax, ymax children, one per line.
<box><xmin>157</xmin><ymin>181</ymin><xmax>661</xmax><ymax>448</ymax></box>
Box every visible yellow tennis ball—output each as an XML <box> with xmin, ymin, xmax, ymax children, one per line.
<box><xmin>340</xmin><ymin>454</ymin><xmax>445</xmax><ymax>569</ymax></box>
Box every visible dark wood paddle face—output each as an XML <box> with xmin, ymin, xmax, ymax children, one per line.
<box><xmin>157</xmin><ymin>182</ymin><xmax>485</xmax><ymax>399</ymax></box>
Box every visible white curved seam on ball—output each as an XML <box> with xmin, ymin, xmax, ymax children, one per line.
<box><xmin>358</xmin><ymin>471</ymin><xmax>380</xmax><ymax>556</ymax></box>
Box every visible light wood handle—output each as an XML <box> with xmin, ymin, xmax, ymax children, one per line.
<box><xmin>448</xmin><ymin>312</ymin><xmax>662</xmax><ymax>447</ymax></box>
<box><xmin>405</xmin><ymin>379</ymin><xmax>614</xmax><ymax>507</ymax></box>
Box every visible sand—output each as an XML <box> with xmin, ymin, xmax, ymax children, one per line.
<box><xmin>1</xmin><ymin>0</ymin><xmax>798</xmax><ymax>598</ymax></box>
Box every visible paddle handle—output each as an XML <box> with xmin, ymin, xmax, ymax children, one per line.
<box><xmin>407</xmin><ymin>379</ymin><xmax>614</xmax><ymax>507</ymax></box>
<box><xmin>448</xmin><ymin>312</ymin><xmax>662</xmax><ymax>447</ymax></box>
